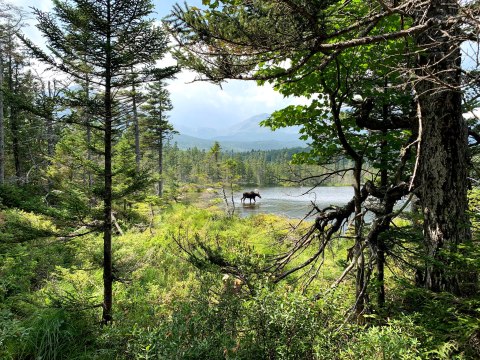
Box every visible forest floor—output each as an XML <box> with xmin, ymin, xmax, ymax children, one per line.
<box><xmin>1</xmin><ymin>188</ymin><xmax>479</xmax><ymax>359</ymax></box>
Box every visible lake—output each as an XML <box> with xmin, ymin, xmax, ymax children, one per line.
<box><xmin>230</xmin><ymin>186</ymin><xmax>354</xmax><ymax>219</ymax></box>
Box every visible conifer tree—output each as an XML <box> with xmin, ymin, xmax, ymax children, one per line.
<box><xmin>22</xmin><ymin>0</ymin><xmax>172</xmax><ymax>324</ymax></box>
<box><xmin>140</xmin><ymin>80</ymin><xmax>175</xmax><ymax>197</ymax></box>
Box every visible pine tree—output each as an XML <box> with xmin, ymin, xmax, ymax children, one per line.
<box><xmin>23</xmin><ymin>0</ymin><xmax>172</xmax><ymax>324</ymax></box>
<box><xmin>140</xmin><ymin>80</ymin><xmax>175</xmax><ymax>197</ymax></box>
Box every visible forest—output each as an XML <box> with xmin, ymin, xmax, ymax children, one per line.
<box><xmin>1</xmin><ymin>0</ymin><xmax>480</xmax><ymax>359</ymax></box>
<box><xmin>161</xmin><ymin>146</ymin><xmax>354</xmax><ymax>189</ymax></box>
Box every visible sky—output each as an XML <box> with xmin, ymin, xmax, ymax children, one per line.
<box><xmin>8</xmin><ymin>0</ymin><xmax>307</xmax><ymax>133</ymax></box>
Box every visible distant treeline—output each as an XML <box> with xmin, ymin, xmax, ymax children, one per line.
<box><xmin>160</xmin><ymin>144</ymin><xmax>354</xmax><ymax>188</ymax></box>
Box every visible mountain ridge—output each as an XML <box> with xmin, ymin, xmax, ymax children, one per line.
<box><xmin>173</xmin><ymin>113</ymin><xmax>306</xmax><ymax>151</ymax></box>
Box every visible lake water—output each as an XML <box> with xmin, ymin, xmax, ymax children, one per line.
<box><xmin>231</xmin><ymin>186</ymin><xmax>354</xmax><ymax>219</ymax></box>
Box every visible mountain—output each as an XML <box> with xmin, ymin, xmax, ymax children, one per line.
<box><xmin>212</xmin><ymin>113</ymin><xmax>301</xmax><ymax>142</ymax></box>
<box><xmin>174</xmin><ymin>126</ymin><xmax>222</xmax><ymax>139</ymax></box>
<box><xmin>172</xmin><ymin>113</ymin><xmax>306</xmax><ymax>151</ymax></box>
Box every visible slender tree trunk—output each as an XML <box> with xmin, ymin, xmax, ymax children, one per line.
<box><xmin>102</xmin><ymin>1</ymin><xmax>113</xmax><ymax>325</ymax></box>
<box><xmin>0</xmin><ymin>54</ymin><xmax>4</xmax><ymax>185</ymax></box>
<box><xmin>132</xmin><ymin>76</ymin><xmax>140</xmax><ymax>173</ymax></box>
<box><xmin>376</xmin><ymin>97</ymin><xmax>389</xmax><ymax>309</ymax></box>
<box><xmin>87</xmin><ymin>123</ymin><xmax>92</xmax><ymax>184</ymax></box>
<box><xmin>415</xmin><ymin>0</ymin><xmax>473</xmax><ymax>294</ymax></box>
<box><xmin>45</xmin><ymin>81</ymin><xmax>55</xmax><ymax>191</ymax></box>
<box><xmin>157</xmin><ymin>134</ymin><xmax>163</xmax><ymax>196</ymax></box>
<box><xmin>83</xmin><ymin>74</ymin><xmax>93</xmax><ymax>190</ymax></box>
<box><xmin>8</xmin><ymin>54</ymin><xmax>21</xmax><ymax>181</ymax></box>
<box><xmin>331</xmin><ymin>93</ymin><xmax>367</xmax><ymax>319</ymax></box>
<box><xmin>353</xmin><ymin>158</ymin><xmax>366</xmax><ymax>320</ymax></box>
<box><xmin>83</xmin><ymin>77</ymin><xmax>93</xmax><ymax>190</ymax></box>
<box><xmin>376</xmin><ymin>238</ymin><xmax>386</xmax><ymax>307</ymax></box>
<box><xmin>46</xmin><ymin>81</ymin><xmax>54</xmax><ymax>158</ymax></box>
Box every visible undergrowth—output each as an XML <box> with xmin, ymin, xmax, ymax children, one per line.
<box><xmin>0</xmin><ymin>196</ymin><xmax>479</xmax><ymax>359</ymax></box>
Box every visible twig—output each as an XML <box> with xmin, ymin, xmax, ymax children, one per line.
<box><xmin>409</xmin><ymin>88</ymin><xmax>423</xmax><ymax>191</ymax></box>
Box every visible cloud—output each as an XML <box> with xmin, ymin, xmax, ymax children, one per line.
<box><xmin>9</xmin><ymin>0</ymin><xmax>310</xmax><ymax>132</ymax></box>
<box><xmin>165</xmin><ymin>69</ymin><xmax>309</xmax><ymax>130</ymax></box>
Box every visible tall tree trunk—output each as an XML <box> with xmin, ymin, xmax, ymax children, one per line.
<box><xmin>376</xmin><ymin>93</ymin><xmax>389</xmax><ymax>309</ymax></box>
<box><xmin>45</xmin><ymin>81</ymin><xmax>55</xmax><ymax>190</ymax></box>
<box><xmin>415</xmin><ymin>0</ymin><xmax>473</xmax><ymax>294</ymax></box>
<box><xmin>102</xmin><ymin>1</ymin><xmax>113</xmax><ymax>324</ymax></box>
<box><xmin>84</xmin><ymin>77</ymin><xmax>93</xmax><ymax>190</ymax></box>
<box><xmin>353</xmin><ymin>158</ymin><xmax>366</xmax><ymax>320</ymax></box>
<box><xmin>0</xmin><ymin>53</ymin><xmax>4</xmax><ymax>185</ymax></box>
<box><xmin>331</xmin><ymin>93</ymin><xmax>368</xmax><ymax>320</ymax></box>
<box><xmin>87</xmin><ymin>122</ymin><xmax>92</xmax><ymax>186</ymax></box>
<box><xmin>132</xmin><ymin>73</ymin><xmax>140</xmax><ymax>173</ymax></box>
<box><xmin>46</xmin><ymin>81</ymin><xmax>54</xmax><ymax>158</ymax></box>
<box><xmin>157</xmin><ymin>134</ymin><xmax>163</xmax><ymax>197</ymax></box>
<box><xmin>10</xmin><ymin>61</ymin><xmax>20</xmax><ymax>182</ymax></box>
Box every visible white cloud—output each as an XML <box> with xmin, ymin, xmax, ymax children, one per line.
<box><xmin>9</xmin><ymin>0</ymin><xmax>311</xmax><ymax>133</ymax></box>
<box><xmin>165</xmin><ymin>69</ymin><xmax>309</xmax><ymax>130</ymax></box>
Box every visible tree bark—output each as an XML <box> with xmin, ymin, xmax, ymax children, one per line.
<box><xmin>46</xmin><ymin>81</ymin><xmax>54</xmax><ymax>159</ymax></box>
<box><xmin>8</xmin><ymin>52</ymin><xmax>21</xmax><ymax>181</ymax></box>
<box><xmin>331</xmin><ymin>92</ymin><xmax>368</xmax><ymax>319</ymax></box>
<box><xmin>102</xmin><ymin>0</ymin><xmax>113</xmax><ymax>325</ymax></box>
<box><xmin>157</xmin><ymin>134</ymin><xmax>163</xmax><ymax>197</ymax></box>
<box><xmin>415</xmin><ymin>0</ymin><xmax>473</xmax><ymax>294</ymax></box>
<box><xmin>353</xmin><ymin>158</ymin><xmax>366</xmax><ymax>320</ymax></box>
<box><xmin>85</xmin><ymin>78</ymin><xmax>93</xmax><ymax>189</ymax></box>
<box><xmin>376</xmin><ymin>92</ymin><xmax>389</xmax><ymax>309</ymax></box>
<box><xmin>132</xmin><ymin>75</ymin><xmax>140</xmax><ymax>173</ymax></box>
<box><xmin>0</xmin><ymin>53</ymin><xmax>4</xmax><ymax>185</ymax></box>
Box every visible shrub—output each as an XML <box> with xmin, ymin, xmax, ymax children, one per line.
<box><xmin>338</xmin><ymin>318</ymin><xmax>422</xmax><ymax>359</ymax></box>
<box><xmin>237</xmin><ymin>288</ymin><xmax>323</xmax><ymax>359</ymax></box>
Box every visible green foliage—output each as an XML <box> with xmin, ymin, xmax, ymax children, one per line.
<box><xmin>115</xmin><ymin>273</ymin><xmax>338</xmax><ymax>360</ymax></box>
<box><xmin>0</xmin><ymin>200</ymin><xmax>479</xmax><ymax>359</ymax></box>
<box><xmin>237</xmin><ymin>288</ymin><xmax>323</xmax><ymax>359</ymax></box>
<box><xmin>140</xmin><ymin>80</ymin><xmax>176</xmax><ymax>148</ymax></box>
<box><xmin>338</xmin><ymin>318</ymin><xmax>423</xmax><ymax>359</ymax></box>
<box><xmin>125</xmin><ymin>280</ymin><xmax>239</xmax><ymax>359</ymax></box>
<box><xmin>161</xmin><ymin>144</ymin><xmax>352</xmax><ymax>188</ymax></box>
<box><xmin>5</xmin><ymin>308</ymin><xmax>94</xmax><ymax>360</ymax></box>
<box><xmin>1</xmin><ymin>0</ymin><xmax>478</xmax><ymax>357</ymax></box>
<box><xmin>0</xmin><ymin>209</ymin><xmax>56</xmax><ymax>243</ymax></box>
<box><xmin>0</xmin><ymin>184</ymin><xmax>62</xmax><ymax>218</ymax></box>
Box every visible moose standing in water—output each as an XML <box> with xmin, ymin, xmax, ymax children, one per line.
<box><xmin>241</xmin><ymin>190</ymin><xmax>261</xmax><ymax>204</ymax></box>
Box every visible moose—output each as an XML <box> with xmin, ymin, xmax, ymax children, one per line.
<box><xmin>241</xmin><ymin>191</ymin><xmax>261</xmax><ymax>204</ymax></box>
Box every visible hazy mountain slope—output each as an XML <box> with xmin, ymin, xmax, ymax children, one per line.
<box><xmin>173</xmin><ymin>113</ymin><xmax>306</xmax><ymax>150</ymax></box>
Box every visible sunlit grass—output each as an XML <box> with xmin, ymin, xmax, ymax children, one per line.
<box><xmin>1</xmin><ymin>195</ymin><xmax>478</xmax><ymax>359</ymax></box>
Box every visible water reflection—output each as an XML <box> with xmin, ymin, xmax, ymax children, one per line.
<box><xmin>233</xmin><ymin>186</ymin><xmax>354</xmax><ymax>219</ymax></box>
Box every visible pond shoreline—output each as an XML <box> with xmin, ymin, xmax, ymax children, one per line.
<box><xmin>222</xmin><ymin>186</ymin><xmax>355</xmax><ymax>219</ymax></box>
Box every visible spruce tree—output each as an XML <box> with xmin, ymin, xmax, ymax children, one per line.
<box><xmin>22</xmin><ymin>0</ymin><xmax>172</xmax><ymax>324</ymax></box>
<box><xmin>140</xmin><ymin>80</ymin><xmax>175</xmax><ymax>197</ymax></box>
